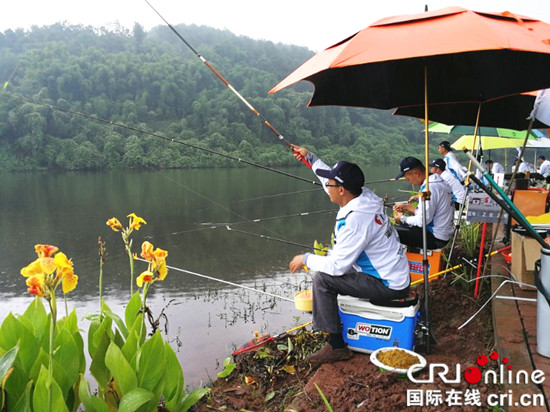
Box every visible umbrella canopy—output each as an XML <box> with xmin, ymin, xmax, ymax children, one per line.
<box><xmin>269</xmin><ymin>7</ymin><xmax>550</xmax><ymax>109</ymax></box>
<box><xmin>451</xmin><ymin>135</ymin><xmax>550</xmax><ymax>151</ymax></box>
<box><xmin>394</xmin><ymin>91</ymin><xmax>550</xmax><ymax>130</ymax></box>
<box><xmin>428</xmin><ymin>122</ymin><xmax>545</xmax><ymax>138</ymax></box>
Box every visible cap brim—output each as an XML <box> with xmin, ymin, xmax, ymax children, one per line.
<box><xmin>315</xmin><ymin>168</ymin><xmax>333</xmax><ymax>179</ymax></box>
<box><xmin>396</xmin><ymin>171</ymin><xmax>405</xmax><ymax>179</ymax></box>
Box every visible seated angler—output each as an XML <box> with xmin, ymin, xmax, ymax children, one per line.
<box><xmin>485</xmin><ymin>159</ymin><xmax>505</xmax><ymax>175</ymax></box>
<box><xmin>393</xmin><ymin>157</ymin><xmax>454</xmax><ymax>249</ymax></box>
<box><xmin>430</xmin><ymin>158</ymin><xmax>466</xmax><ymax>210</ymax></box>
<box><xmin>288</xmin><ymin>145</ymin><xmax>410</xmax><ymax>364</ymax></box>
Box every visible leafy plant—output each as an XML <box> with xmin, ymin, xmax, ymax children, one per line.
<box><xmin>450</xmin><ymin>222</ymin><xmax>481</xmax><ymax>292</ymax></box>
<box><xmin>217</xmin><ymin>357</ymin><xmax>236</xmax><ymax>379</ymax></box>
<box><xmin>0</xmin><ymin>214</ymin><xmax>209</xmax><ymax>411</ymax></box>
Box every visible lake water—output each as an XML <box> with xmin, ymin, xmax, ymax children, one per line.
<box><xmin>0</xmin><ymin>165</ymin><xmax>411</xmax><ymax>388</ymax></box>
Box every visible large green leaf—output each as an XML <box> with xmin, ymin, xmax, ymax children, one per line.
<box><xmin>0</xmin><ymin>344</ymin><xmax>18</xmax><ymax>386</ymax></box>
<box><xmin>53</xmin><ymin>328</ymin><xmax>80</xmax><ymax>396</ymax></box>
<box><xmin>162</xmin><ymin>343</ymin><xmax>183</xmax><ymax>411</ymax></box>
<box><xmin>88</xmin><ymin>315</ymin><xmax>113</xmax><ymax>363</ymax></box>
<box><xmin>2</xmin><ymin>364</ymin><xmax>27</xmax><ymax>409</ymax></box>
<box><xmin>105</xmin><ymin>342</ymin><xmax>137</xmax><ymax>397</ymax></box>
<box><xmin>33</xmin><ymin>365</ymin><xmax>69</xmax><ymax>412</ymax></box>
<box><xmin>89</xmin><ymin>326</ymin><xmax>112</xmax><ymax>390</ymax></box>
<box><xmin>58</xmin><ymin>310</ymin><xmax>85</xmax><ymax>373</ymax></box>
<box><xmin>0</xmin><ymin>314</ymin><xmax>39</xmax><ymax>374</ymax></box>
<box><xmin>29</xmin><ymin>347</ymin><xmax>49</xmax><ymax>384</ymax></box>
<box><xmin>78</xmin><ymin>377</ymin><xmax>109</xmax><ymax>412</ymax></box>
<box><xmin>124</xmin><ymin>292</ymin><xmax>142</xmax><ymax>331</ymax></box>
<box><xmin>101</xmin><ymin>299</ymin><xmax>129</xmax><ymax>339</ymax></box>
<box><xmin>86</xmin><ymin>318</ymin><xmax>101</xmax><ymax>357</ymax></box>
<box><xmin>137</xmin><ymin>331</ymin><xmax>165</xmax><ymax>392</ymax></box>
<box><xmin>118</xmin><ymin>387</ymin><xmax>155</xmax><ymax>412</ymax></box>
<box><xmin>10</xmin><ymin>381</ymin><xmax>32</xmax><ymax>412</ymax></box>
<box><xmin>180</xmin><ymin>388</ymin><xmax>210</xmax><ymax>412</ymax></box>
<box><xmin>20</xmin><ymin>298</ymin><xmax>49</xmax><ymax>346</ymax></box>
<box><xmin>121</xmin><ymin>314</ymin><xmax>145</xmax><ymax>367</ymax></box>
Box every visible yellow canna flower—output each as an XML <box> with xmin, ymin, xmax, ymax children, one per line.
<box><xmin>153</xmin><ymin>247</ymin><xmax>168</xmax><ymax>260</ymax></box>
<box><xmin>54</xmin><ymin>252</ymin><xmax>72</xmax><ymax>270</ymax></box>
<box><xmin>136</xmin><ymin>271</ymin><xmax>154</xmax><ymax>288</ymax></box>
<box><xmin>26</xmin><ymin>274</ymin><xmax>45</xmax><ymax>297</ymax></box>
<box><xmin>62</xmin><ymin>270</ymin><xmax>78</xmax><ymax>294</ymax></box>
<box><xmin>21</xmin><ymin>259</ymin><xmax>43</xmax><ymax>278</ymax></box>
<box><xmin>35</xmin><ymin>244</ymin><xmax>59</xmax><ymax>258</ymax></box>
<box><xmin>39</xmin><ymin>257</ymin><xmax>57</xmax><ymax>275</ymax></box>
<box><xmin>106</xmin><ymin>217</ymin><xmax>123</xmax><ymax>232</ymax></box>
<box><xmin>157</xmin><ymin>260</ymin><xmax>168</xmax><ymax>281</ymax></box>
<box><xmin>127</xmin><ymin>213</ymin><xmax>146</xmax><ymax>230</ymax></box>
<box><xmin>141</xmin><ymin>241</ymin><xmax>155</xmax><ymax>260</ymax></box>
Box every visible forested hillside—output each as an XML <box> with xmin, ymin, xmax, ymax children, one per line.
<box><xmin>0</xmin><ymin>22</ymin><xmax>427</xmax><ymax>171</ymax></box>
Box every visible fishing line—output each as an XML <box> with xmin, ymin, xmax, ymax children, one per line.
<box><xmin>225</xmin><ymin>226</ymin><xmax>326</xmax><ymax>252</ymax></box>
<box><xmin>231</xmin><ymin>188</ymin><xmax>322</xmax><ymax>204</ymax></box>
<box><xmin>0</xmin><ymin>91</ymin><xmax>320</xmax><ymax>186</ymax></box>
<box><xmin>137</xmin><ymin>258</ymin><xmax>294</xmax><ymax>302</ymax></box>
<box><xmin>147</xmin><ymin>208</ymin><xmax>335</xmax><ymax>244</ymax></box>
<box><xmin>202</xmin><ymin>208</ymin><xmax>336</xmax><ymax>228</ymax></box>
<box><xmin>144</xmin><ymin>0</ymin><xmax>312</xmax><ymax>169</ymax></box>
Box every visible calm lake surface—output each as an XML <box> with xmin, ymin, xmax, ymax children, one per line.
<box><xmin>0</xmin><ymin>165</ymin><xmax>410</xmax><ymax>388</ymax></box>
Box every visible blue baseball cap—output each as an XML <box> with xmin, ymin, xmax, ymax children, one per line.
<box><xmin>397</xmin><ymin>157</ymin><xmax>424</xmax><ymax>179</ymax></box>
<box><xmin>316</xmin><ymin>161</ymin><xmax>364</xmax><ymax>192</ymax></box>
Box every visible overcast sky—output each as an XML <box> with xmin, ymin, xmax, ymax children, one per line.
<box><xmin>2</xmin><ymin>0</ymin><xmax>550</xmax><ymax>51</ymax></box>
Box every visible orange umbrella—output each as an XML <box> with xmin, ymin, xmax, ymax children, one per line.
<box><xmin>394</xmin><ymin>91</ymin><xmax>550</xmax><ymax>130</ymax></box>
<box><xmin>269</xmin><ymin>7</ymin><xmax>550</xmax><ymax>355</ymax></box>
<box><xmin>269</xmin><ymin>7</ymin><xmax>550</xmax><ymax>109</ymax></box>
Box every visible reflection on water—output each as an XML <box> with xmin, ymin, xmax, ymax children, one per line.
<box><xmin>0</xmin><ymin>166</ymin><xmax>409</xmax><ymax>388</ymax></box>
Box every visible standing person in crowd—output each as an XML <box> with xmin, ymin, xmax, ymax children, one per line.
<box><xmin>430</xmin><ymin>158</ymin><xmax>466</xmax><ymax>209</ymax></box>
<box><xmin>485</xmin><ymin>159</ymin><xmax>505</xmax><ymax>175</ymax></box>
<box><xmin>438</xmin><ymin>140</ymin><xmax>467</xmax><ymax>182</ymax></box>
<box><xmin>288</xmin><ymin>145</ymin><xmax>410</xmax><ymax>364</ymax></box>
<box><xmin>537</xmin><ymin>155</ymin><xmax>550</xmax><ymax>178</ymax></box>
<box><xmin>393</xmin><ymin>157</ymin><xmax>454</xmax><ymax>249</ymax></box>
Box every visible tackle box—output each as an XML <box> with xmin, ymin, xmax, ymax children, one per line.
<box><xmin>406</xmin><ymin>249</ymin><xmax>443</xmax><ymax>283</ymax></box>
<box><xmin>337</xmin><ymin>295</ymin><xmax>420</xmax><ymax>353</ymax></box>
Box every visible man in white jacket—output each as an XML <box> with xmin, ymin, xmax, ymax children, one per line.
<box><xmin>430</xmin><ymin>158</ymin><xmax>466</xmax><ymax>208</ymax></box>
<box><xmin>438</xmin><ymin>140</ymin><xmax>467</xmax><ymax>182</ymax></box>
<box><xmin>486</xmin><ymin>159</ymin><xmax>505</xmax><ymax>175</ymax></box>
<box><xmin>393</xmin><ymin>157</ymin><xmax>454</xmax><ymax>249</ymax></box>
<box><xmin>289</xmin><ymin>145</ymin><xmax>410</xmax><ymax>364</ymax></box>
<box><xmin>537</xmin><ymin>155</ymin><xmax>550</xmax><ymax>178</ymax></box>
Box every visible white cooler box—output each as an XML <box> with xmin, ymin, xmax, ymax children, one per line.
<box><xmin>337</xmin><ymin>295</ymin><xmax>421</xmax><ymax>354</ymax></box>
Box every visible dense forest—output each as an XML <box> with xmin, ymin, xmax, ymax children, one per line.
<box><xmin>0</xmin><ymin>22</ymin><xmax>429</xmax><ymax>171</ymax></box>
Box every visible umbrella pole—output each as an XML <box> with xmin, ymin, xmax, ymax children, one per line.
<box><xmin>422</xmin><ymin>67</ymin><xmax>432</xmax><ymax>354</ymax></box>
<box><xmin>512</xmin><ymin>118</ymin><xmax>535</xmax><ymax>176</ymax></box>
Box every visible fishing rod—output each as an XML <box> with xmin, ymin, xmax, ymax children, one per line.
<box><xmin>144</xmin><ymin>0</ymin><xmax>312</xmax><ymax>169</ymax></box>
<box><xmin>410</xmin><ymin>245</ymin><xmax>511</xmax><ymax>286</ymax></box>
<box><xmin>233</xmin><ymin>321</ymin><xmax>312</xmax><ymax>355</ymax></box>
<box><xmin>1</xmin><ymin>91</ymin><xmax>320</xmax><ymax>186</ymax></box>
<box><xmin>365</xmin><ymin>177</ymin><xmax>405</xmax><ymax>185</ymax></box>
<box><xmin>3</xmin><ymin>62</ymin><xmax>20</xmax><ymax>89</ymax></box>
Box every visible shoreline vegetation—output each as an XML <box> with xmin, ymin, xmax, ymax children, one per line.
<box><xmin>0</xmin><ymin>22</ymin><xmax>437</xmax><ymax>172</ymax></box>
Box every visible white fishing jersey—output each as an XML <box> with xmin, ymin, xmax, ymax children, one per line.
<box><xmin>303</xmin><ymin>155</ymin><xmax>410</xmax><ymax>290</ymax></box>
